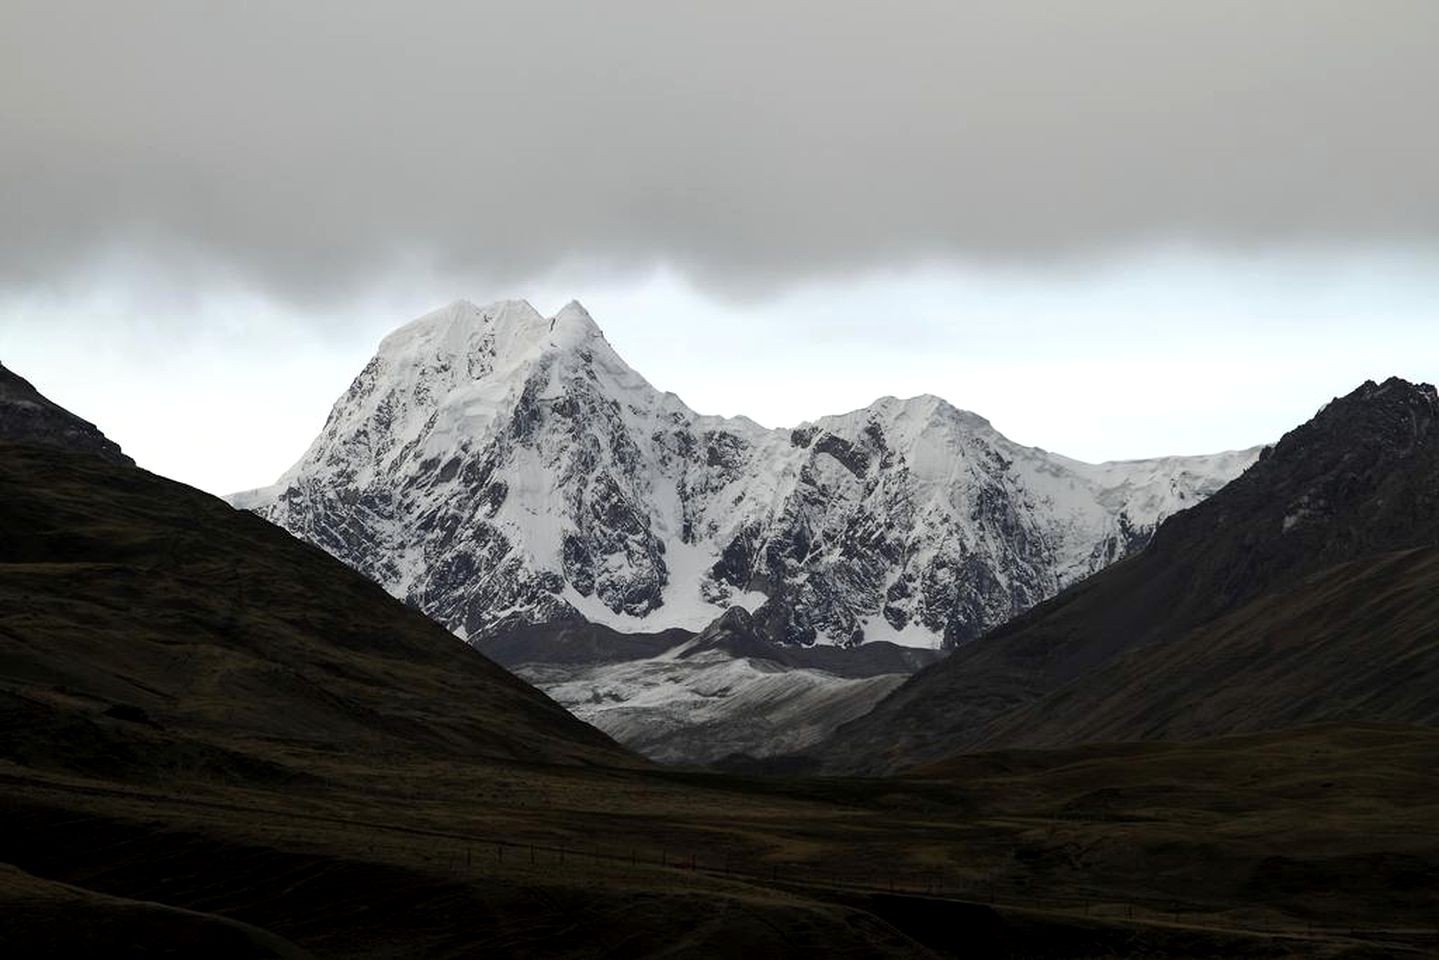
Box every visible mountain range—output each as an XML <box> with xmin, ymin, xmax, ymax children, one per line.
<box><xmin>228</xmin><ymin>299</ymin><xmax>1265</xmax><ymax>761</ymax></box>
<box><xmin>233</xmin><ymin>299</ymin><xmax>1258</xmax><ymax>652</ymax></box>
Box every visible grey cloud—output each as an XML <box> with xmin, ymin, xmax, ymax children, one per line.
<box><xmin>2</xmin><ymin>1</ymin><xmax>1437</xmax><ymax>303</ymax></box>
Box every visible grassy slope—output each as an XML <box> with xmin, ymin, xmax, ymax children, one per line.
<box><xmin>0</xmin><ymin>442</ymin><xmax>632</xmax><ymax>770</ymax></box>
<box><xmin>4</xmin><ymin>723</ymin><xmax>1435</xmax><ymax>957</ymax></box>
<box><xmin>987</xmin><ymin>547</ymin><xmax>1439</xmax><ymax>748</ymax></box>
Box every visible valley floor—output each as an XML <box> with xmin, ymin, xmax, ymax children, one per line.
<box><xmin>4</xmin><ymin>723</ymin><xmax>1436</xmax><ymax>959</ymax></box>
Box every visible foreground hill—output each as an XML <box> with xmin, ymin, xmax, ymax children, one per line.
<box><xmin>0</xmin><ymin>444</ymin><xmax>635</xmax><ymax>774</ymax></box>
<box><xmin>810</xmin><ymin>378</ymin><xmax>1439</xmax><ymax>774</ymax></box>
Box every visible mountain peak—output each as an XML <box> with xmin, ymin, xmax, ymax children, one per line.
<box><xmin>1274</xmin><ymin>376</ymin><xmax>1439</xmax><ymax>473</ymax></box>
<box><xmin>366</xmin><ymin>299</ymin><xmax>622</xmax><ymax>381</ymax></box>
<box><xmin>371</xmin><ymin>297</ymin><xmax>623</xmax><ymax>373</ymax></box>
<box><xmin>378</xmin><ymin>298</ymin><xmax>541</xmax><ymax>358</ymax></box>
<box><xmin>0</xmin><ymin>362</ymin><xmax>133</xmax><ymax>465</ymax></box>
<box><xmin>1338</xmin><ymin>376</ymin><xmax>1438</xmax><ymax>415</ymax></box>
<box><xmin>1147</xmin><ymin>374</ymin><xmax>1439</xmax><ymax>568</ymax></box>
<box><xmin>817</xmin><ymin>394</ymin><xmax>994</xmax><ymax>439</ymax></box>
<box><xmin>555</xmin><ymin>299</ymin><xmax>594</xmax><ymax>323</ymax></box>
<box><xmin>546</xmin><ymin>299</ymin><xmax>606</xmax><ymax>351</ymax></box>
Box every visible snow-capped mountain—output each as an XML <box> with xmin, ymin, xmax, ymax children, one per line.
<box><xmin>233</xmin><ymin>299</ymin><xmax>1259</xmax><ymax>649</ymax></box>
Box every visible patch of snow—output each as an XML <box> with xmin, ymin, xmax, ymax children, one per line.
<box><xmin>515</xmin><ymin>652</ymin><xmax>908</xmax><ymax>764</ymax></box>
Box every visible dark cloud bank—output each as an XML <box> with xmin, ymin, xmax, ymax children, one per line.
<box><xmin>2</xmin><ymin>1</ymin><xmax>1436</xmax><ymax>303</ymax></box>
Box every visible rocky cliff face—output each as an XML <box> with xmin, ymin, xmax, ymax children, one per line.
<box><xmin>233</xmin><ymin>299</ymin><xmax>1258</xmax><ymax>649</ymax></box>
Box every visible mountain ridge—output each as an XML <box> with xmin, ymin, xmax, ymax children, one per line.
<box><xmin>0</xmin><ymin>362</ymin><xmax>132</xmax><ymax>466</ymax></box>
<box><xmin>805</xmin><ymin>376</ymin><xmax>1439</xmax><ymax>773</ymax></box>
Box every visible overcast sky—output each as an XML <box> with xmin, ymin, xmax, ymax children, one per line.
<box><xmin>2</xmin><ymin>2</ymin><xmax>1437</xmax><ymax>494</ymax></box>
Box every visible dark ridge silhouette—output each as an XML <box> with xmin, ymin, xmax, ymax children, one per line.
<box><xmin>811</xmin><ymin>378</ymin><xmax>1439</xmax><ymax>773</ymax></box>
<box><xmin>0</xmin><ymin>361</ymin><xmax>132</xmax><ymax>465</ymax></box>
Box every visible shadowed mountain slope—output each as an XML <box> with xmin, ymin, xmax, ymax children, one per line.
<box><xmin>811</xmin><ymin>378</ymin><xmax>1439</xmax><ymax>773</ymax></box>
<box><xmin>983</xmin><ymin>544</ymin><xmax>1439</xmax><ymax>749</ymax></box>
<box><xmin>0</xmin><ymin>440</ymin><xmax>635</xmax><ymax>772</ymax></box>
<box><xmin>0</xmin><ymin>362</ymin><xmax>131</xmax><ymax>466</ymax></box>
